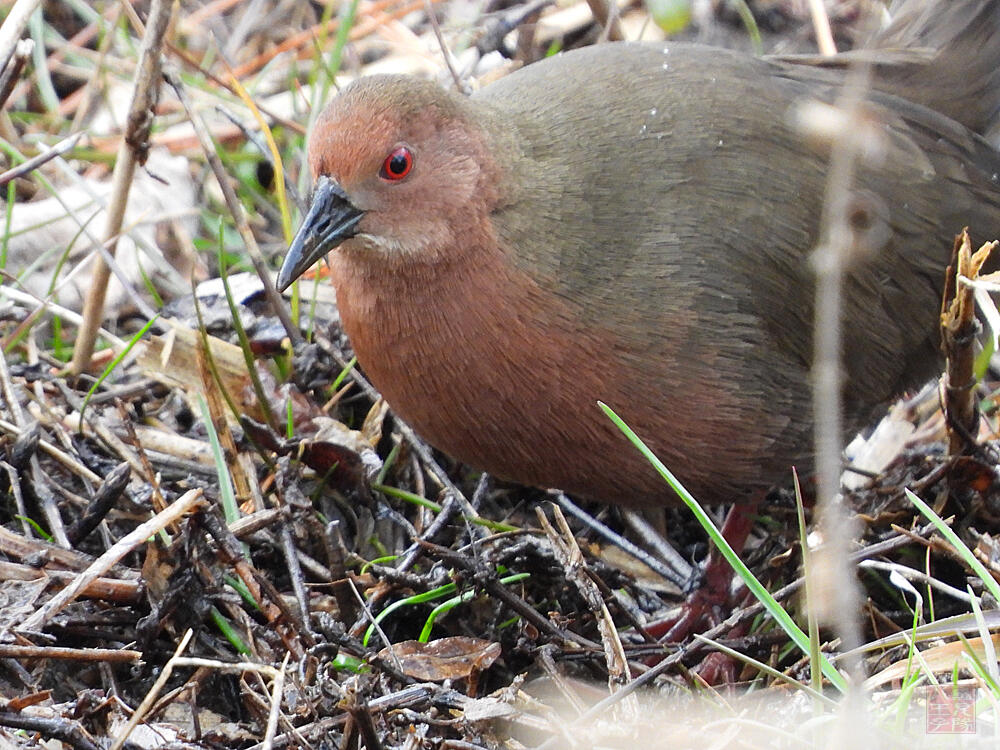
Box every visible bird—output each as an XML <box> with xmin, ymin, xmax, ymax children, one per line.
<box><xmin>277</xmin><ymin>0</ymin><xmax>1000</xmax><ymax>515</ymax></box>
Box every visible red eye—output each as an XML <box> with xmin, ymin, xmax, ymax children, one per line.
<box><xmin>380</xmin><ymin>146</ymin><xmax>413</xmax><ymax>181</ymax></box>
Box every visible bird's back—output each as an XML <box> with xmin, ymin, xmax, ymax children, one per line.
<box><xmin>479</xmin><ymin>41</ymin><xmax>1000</xmax><ymax>442</ymax></box>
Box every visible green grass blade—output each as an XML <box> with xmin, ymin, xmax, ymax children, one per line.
<box><xmin>599</xmin><ymin>401</ymin><xmax>847</xmax><ymax>692</ymax></box>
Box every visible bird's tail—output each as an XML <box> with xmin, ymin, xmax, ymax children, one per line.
<box><xmin>868</xmin><ymin>0</ymin><xmax>1000</xmax><ymax>140</ymax></box>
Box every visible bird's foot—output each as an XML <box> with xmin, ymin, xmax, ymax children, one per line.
<box><xmin>643</xmin><ymin>502</ymin><xmax>758</xmax><ymax>683</ymax></box>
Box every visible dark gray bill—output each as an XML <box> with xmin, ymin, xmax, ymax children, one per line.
<box><xmin>276</xmin><ymin>175</ymin><xmax>364</xmax><ymax>291</ymax></box>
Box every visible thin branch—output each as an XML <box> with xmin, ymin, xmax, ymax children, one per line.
<box><xmin>70</xmin><ymin>0</ymin><xmax>173</xmax><ymax>374</ymax></box>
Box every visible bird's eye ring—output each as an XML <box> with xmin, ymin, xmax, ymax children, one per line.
<box><xmin>380</xmin><ymin>146</ymin><xmax>413</xmax><ymax>181</ymax></box>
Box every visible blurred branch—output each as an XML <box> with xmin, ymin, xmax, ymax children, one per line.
<box><xmin>69</xmin><ymin>0</ymin><xmax>173</xmax><ymax>375</ymax></box>
<box><xmin>0</xmin><ymin>0</ymin><xmax>41</xmax><ymax>78</ymax></box>
<box><xmin>0</xmin><ymin>132</ymin><xmax>81</xmax><ymax>187</ymax></box>
<box><xmin>807</xmin><ymin>0</ymin><xmax>837</xmax><ymax>55</ymax></box>
<box><xmin>586</xmin><ymin>0</ymin><xmax>624</xmax><ymax>41</ymax></box>
<box><xmin>0</xmin><ymin>37</ymin><xmax>32</xmax><ymax>111</ymax></box>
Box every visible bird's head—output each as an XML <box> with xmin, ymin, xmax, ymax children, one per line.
<box><xmin>277</xmin><ymin>76</ymin><xmax>506</xmax><ymax>290</ymax></box>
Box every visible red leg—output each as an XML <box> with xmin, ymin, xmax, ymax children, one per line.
<box><xmin>646</xmin><ymin>500</ymin><xmax>758</xmax><ymax>648</ymax></box>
